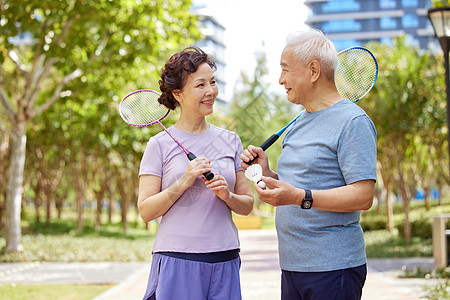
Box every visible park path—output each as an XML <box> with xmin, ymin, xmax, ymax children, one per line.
<box><xmin>92</xmin><ymin>230</ymin><xmax>436</xmax><ymax>300</ymax></box>
<box><xmin>0</xmin><ymin>229</ymin><xmax>437</xmax><ymax>300</ymax></box>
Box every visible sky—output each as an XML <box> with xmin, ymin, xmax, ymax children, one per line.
<box><xmin>194</xmin><ymin>0</ymin><xmax>310</xmax><ymax>100</ymax></box>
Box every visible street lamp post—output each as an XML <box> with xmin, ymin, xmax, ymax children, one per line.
<box><xmin>428</xmin><ymin>7</ymin><xmax>450</xmax><ymax>169</ymax></box>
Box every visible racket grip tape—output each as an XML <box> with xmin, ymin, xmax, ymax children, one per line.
<box><xmin>245</xmin><ymin>134</ymin><xmax>280</xmax><ymax>165</ymax></box>
<box><xmin>186</xmin><ymin>152</ymin><xmax>215</xmax><ymax>180</ymax></box>
<box><xmin>260</xmin><ymin>134</ymin><xmax>280</xmax><ymax>150</ymax></box>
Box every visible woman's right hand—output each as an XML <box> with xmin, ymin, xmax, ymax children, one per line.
<box><xmin>137</xmin><ymin>157</ymin><xmax>212</xmax><ymax>222</ymax></box>
<box><xmin>181</xmin><ymin>157</ymin><xmax>212</xmax><ymax>187</ymax></box>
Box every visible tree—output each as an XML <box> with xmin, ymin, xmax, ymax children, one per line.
<box><xmin>0</xmin><ymin>0</ymin><xmax>200</xmax><ymax>252</ymax></box>
<box><xmin>361</xmin><ymin>37</ymin><xmax>448</xmax><ymax>242</ymax></box>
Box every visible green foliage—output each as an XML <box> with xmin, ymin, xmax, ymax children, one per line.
<box><xmin>1</xmin><ymin>0</ymin><xmax>202</xmax><ymax>244</ymax></box>
<box><xmin>359</xmin><ymin>214</ymin><xmax>387</xmax><ymax>231</ymax></box>
<box><xmin>362</xmin><ymin>37</ymin><xmax>448</xmax><ymax>179</ymax></box>
<box><xmin>425</xmin><ymin>282</ymin><xmax>450</xmax><ymax>300</ymax></box>
<box><xmin>359</xmin><ymin>37</ymin><xmax>449</xmax><ymax>242</ymax></box>
<box><xmin>401</xmin><ymin>266</ymin><xmax>450</xmax><ymax>300</ymax></box>
<box><xmin>361</xmin><ymin>199</ymin><xmax>450</xmax><ymax>235</ymax></box>
<box><xmin>396</xmin><ymin>213</ymin><xmax>433</xmax><ymax>240</ymax></box>
<box><xmin>0</xmin><ymin>284</ymin><xmax>110</xmax><ymax>300</ymax></box>
<box><xmin>364</xmin><ymin>229</ymin><xmax>433</xmax><ymax>258</ymax></box>
<box><xmin>432</xmin><ymin>0</ymin><xmax>450</xmax><ymax>8</ymax></box>
<box><xmin>361</xmin><ymin>199</ymin><xmax>450</xmax><ymax>259</ymax></box>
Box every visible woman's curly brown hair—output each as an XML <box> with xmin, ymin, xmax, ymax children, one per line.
<box><xmin>158</xmin><ymin>46</ymin><xmax>217</xmax><ymax>110</ymax></box>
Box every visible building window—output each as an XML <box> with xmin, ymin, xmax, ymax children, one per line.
<box><xmin>380</xmin><ymin>17</ymin><xmax>397</xmax><ymax>29</ymax></box>
<box><xmin>405</xmin><ymin>35</ymin><xmax>419</xmax><ymax>47</ymax></box>
<box><xmin>402</xmin><ymin>0</ymin><xmax>418</xmax><ymax>7</ymax></box>
<box><xmin>380</xmin><ymin>0</ymin><xmax>396</xmax><ymax>9</ymax></box>
<box><xmin>402</xmin><ymin>14</ymin><xmax>419</xmax><ymax>28</ymax></box>
<box><xmin>323</xmin><ymin>19</ymin><xmax>361</xmax><ymax>33</ymax></box>
<box><xmin>334</xmin><ymin>39</ymin><xmax>359</xmax><ymax>51</ymax></box>
<box><xmin>323</xmin><ymin>0</ymin><xmax>360</xmax><ymax>12</ymax></box>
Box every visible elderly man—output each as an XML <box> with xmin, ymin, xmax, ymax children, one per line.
<box><xmin>241</xmin><ymin>28</ymin><xmax>377</xmax><ymax>300</ymax></box>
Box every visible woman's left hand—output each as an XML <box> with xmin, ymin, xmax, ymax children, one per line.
<box><xmin>202</xmin><ymin>172</ymin><xmax>230</xmax><ymax>202</ymax></box>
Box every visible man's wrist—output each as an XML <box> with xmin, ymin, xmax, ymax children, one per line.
<box><xmin>295</xmin><ymin>188</ymin><xmax>305</xmax><ymax>206</ymax></box>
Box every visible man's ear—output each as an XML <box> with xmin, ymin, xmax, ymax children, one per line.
<box><xmin>309</xmin><ymin>60</ymin><xmax>321</xmax><ymax>83</ymax></box>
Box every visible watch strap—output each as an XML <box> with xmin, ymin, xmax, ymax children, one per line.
<box><xmin>304</xmin><ymin>188</ymin><xmax>312</xmax><ymax>200</ymax></box>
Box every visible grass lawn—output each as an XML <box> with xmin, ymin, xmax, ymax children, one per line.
<box><xmin>365</xmin><ymin>229</ymin><xmax>433</xmax><ymax>258</ymax></box>
<box><xmin>0</xmin><ymin>208</ymin><xmax>156</xmax><ymax>262</ymax></box>
<box><xmin>0</xmin><ymin>283</ymin><xmax>111</xmax><ymax>300</ymax></box>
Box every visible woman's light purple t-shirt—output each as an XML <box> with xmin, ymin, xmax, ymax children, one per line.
<box><xmin>139</xmin><ymin>124</ymin><xmax>244</xmax><ymax>253</ymax></box>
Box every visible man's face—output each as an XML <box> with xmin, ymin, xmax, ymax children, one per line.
<box><xmin>279</xmin><ymin>46</ymin><xmax>310</xmax><ymax>105</ymax></box>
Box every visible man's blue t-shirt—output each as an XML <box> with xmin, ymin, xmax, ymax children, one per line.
<box><xmin>276</xmin><ymin>99</ymin><xmax>377</xmax><ymax>272</ymax></box>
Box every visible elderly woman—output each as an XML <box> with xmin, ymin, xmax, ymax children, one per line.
<box><xmin>138</xmin><ymin>46</ymin><xmax>253</xmax><ymax>300</ymax></box>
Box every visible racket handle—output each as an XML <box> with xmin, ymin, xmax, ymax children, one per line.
<box><xmin>260</xmin><ymin>134</ymin><xmax>280</xmax><ymax>150</ymax></box>
<box><xmin>245</xmin><ymin>134</ymin><xmax>280</xmax><ymax>165</ymax></box>
<box><xmin>186</xmin><ymin>152</ymin><xmax>215</xmax><ymax>180</ymax></box>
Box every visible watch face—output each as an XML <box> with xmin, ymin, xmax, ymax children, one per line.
<box><xmin>302</xmin><ymin>200</ymin><xmax>313</xmax><ymax>209</ymax></box>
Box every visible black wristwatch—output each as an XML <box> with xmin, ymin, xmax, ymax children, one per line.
<box><xmin>301</xmin><ymin>189</ymin><xmax>313</xmax><ymax>209</ymax></box>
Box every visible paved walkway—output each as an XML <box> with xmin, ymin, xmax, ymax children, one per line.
<box><xmin>0</xmin><ymin>230</ymin><xmax>439</xmax><ymax>300</ymax></box>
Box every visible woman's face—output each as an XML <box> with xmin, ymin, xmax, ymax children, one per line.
<box><xmin>174</xmin><ymin>62</ymin><xmax>218</xmax><ymax>117</ymax></box>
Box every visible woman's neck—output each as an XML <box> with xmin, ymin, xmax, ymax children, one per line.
<box><xmin>174</xmin><ymin>113</ymin><xmax>209</xmax><ymax>134</ymax></box>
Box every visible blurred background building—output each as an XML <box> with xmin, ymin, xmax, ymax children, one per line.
<box><xmin>191</xmin><ymin>2</ymin><xmax>227</xmax><ymax>104</ymax></box>
<box><xmin>304</xmin><ymin>0</ymin><xmax>438</xmax><ymax>51</ymax></box>
<box><xmin>190</xmin><ymin>0</ymin><xmax>443</xmax><ymax>103</ymax></box>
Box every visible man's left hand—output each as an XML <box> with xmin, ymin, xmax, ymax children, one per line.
<box><xmin>254</xmin><ymin>176</ymin><xmax>302</xmax><ymax>207</ymax></box>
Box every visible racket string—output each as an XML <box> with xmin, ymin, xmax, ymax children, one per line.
<box><xmin>120</xmin><ymin>91</ymin><xmax>169</xmax><ymax>126</ymax></box>
<box><xmin>335</xmin><ymin>49</ymin><xmax>377</xmax><ymax>102</ymax></box>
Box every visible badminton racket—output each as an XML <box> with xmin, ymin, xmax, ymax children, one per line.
<box><xmin>245</xmin><ymin>46</ymin><xmax>378</xmax><ymax>165</ymax></box>
<box><xmin>119</xmin><ymin>89</ymin><xmax>215</xmax><ymax>180</ymax></box>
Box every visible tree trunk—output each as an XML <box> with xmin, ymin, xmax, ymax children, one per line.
<box><xmin>437</xmin><ymin>180</ymin><xmax>443</xmax><ymax>206</ymax></box>
<box><xmin>5</xmin><ymin>121</ymin><xmax>26</xmax><ymax>252</ymax></box>
<box><xmin>423</xmin><ymin>186</ymin><xmax>430</xmax><ymax>211</ymax></box>
<box><xmin>71</xmin><ymin>164</ymin><xmax>84</xmax><ymax>232</ymax></box>
<box><xmin>94</xmin><ymin>188</ymin><xmax>105</xmax><ymax>231</ymax></box>
<box><xmin>0</xmin><ymin>198</ymin><xmax>4</xmax><ymax>231</ymax></box>
<box><xmin>378</xmin><ymin>161</ymin><xmax>394</xmax><ymax>232</ymax></box>
<box><xmin>55</xmin><ymin>198</ymin><xmax>63</xmax><ymax>219</ymax></box>
<box><xmin>55</xmin><ymin>187</ymin><xmax>67</xmax><ymax>220</ymax></box>
<box><xmin>106</xmin><ymin>175</ymin><xmax>114</xmax><ymax>224</ymax></box>
<box><xmin>114</xmin><ymin>167</ymin><xmax>136</xmax><ymax>235</ymax></box>
<box><xmin>32</xmin><ymin>181</ymin><xmax>42</xmax><ymax>223</ymax></box>
<box><xmin>397</xmin><ymin>166</ymin><xmax>411</xmax><ymax>244</ymax></box>
<box><xmin>44</xmin><ymin>188</ymin><xmax>52</xmax><ymax>227</ymax></box>
<box><xmin>0</xmin><ymin>132</ymin><xmax>9</xmax><ymax>231</ymax></box>
<box><xmin>108</xmin><ymin>196</ymin><xmax>113</xmax><ymax>223</ymax></box>
<box><xmin>120</xmin><ymin>188</ymin><xmax>129</xmax><ymax>235</ymax></box>
<box><xmin>385</xmin><ymin>185</ymin><xmax>394</xmax><ymax>232</ymax></box>
<box><xmin>375</xmin><ymin>187</ymin><xmax>381</xmax><ymax>214</ymax></box>
<box><xmin>403</xmin><ymin>201</ymin><xmax>411</xmax><ymax>243</ymax></box>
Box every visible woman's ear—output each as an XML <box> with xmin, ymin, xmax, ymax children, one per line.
<box><xmin>172</xmin><ymin>89</ymin><xmax>182</xmax><ymax>103</ymax></box>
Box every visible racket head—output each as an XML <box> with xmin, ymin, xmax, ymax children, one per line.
<box><xmin>119</xmin><ymin>89</ymin><xmax>170</xmax><ymax>127</ymax></box>
<box><xmin>335</xmin><ymin>47</ymin><xmax>378</xmax><ymax>103</ymax></box>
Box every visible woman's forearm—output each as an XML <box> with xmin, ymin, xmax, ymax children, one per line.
<box><xmin>138</xmin><ymin>175</ymin><xmax>191</xmax><ymax>222</ymax></box>
<box><xmin>224</xmin><ymin>193</ymin><xmax>254</xmax><ymax>216</ymax></box>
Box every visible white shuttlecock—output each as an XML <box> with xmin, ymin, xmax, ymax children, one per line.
<box><xmin>244</xmin><ymin>164</ymin><xmax>266</xmax><ymax>189</ymax></box>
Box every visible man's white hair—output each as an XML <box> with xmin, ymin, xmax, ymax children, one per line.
<box><xmin>286</xmin><ymin>28</ymin><xmax>338</xmax><ymax>81</ymax></box>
